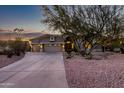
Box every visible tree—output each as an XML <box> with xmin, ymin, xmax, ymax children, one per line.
<box><xmin>13</xmin><ymin>28</ymin><xmax>24</xmax><ymax>56</ymax></box>
<box><xmin>41</xmin><ymin>5</ymin><xmax>124</xmax><ymax>58</ymax></box>
<box><xmin>41</xmin><ymin>6</ymin><xmax>83</xmax><ymax>53</ymax></box>
<box><xmin>104</xmin><ymin>6</ymin><xmax>124</xmax><ymax>39</ymax></box>
<box><xmin>13</xmin><ymin>28</ymin><xmax>24</xmax><ymax>40</ymax></box>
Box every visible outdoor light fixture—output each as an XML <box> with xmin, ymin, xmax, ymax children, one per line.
<box><xmin>66</xmin><ymin>41</ymin><xmax>71</xmax><ymax>44</ymax></box>
<box><xmin>62</xmin><ymin>44</ymin><xmax>64</xmax><ymax>48</ymax></box>
<box><xmin>120</xmin><ymin>41</ymin><xmax>123</xmax><ymax>44</ymax></box>
<box><xmin>28</xmin><ymin>40</ymin><xmax>32</xmax><ymax>48</ymax></box>
<box><xmin>72</xmin><ymin>43</ymin><xmax>74</xmax><ymax>49</ymax></box>
<box><xmin>40</xmin><ymin>44</ymin><xmax>43</xmax><ymax>48</ymax></box>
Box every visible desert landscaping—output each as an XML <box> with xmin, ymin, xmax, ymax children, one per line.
<box><xmin>64</xmin><ymin>52</ymin><xmax>124</xmax><ymax>88</ymax></box>
<box><xmin>0</xmin><ymin>54</ymin><xmax>24</xmax><ymax>68</ymax></box>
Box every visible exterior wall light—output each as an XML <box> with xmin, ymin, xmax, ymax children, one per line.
<box><xmin>62</xmin><ymin>44</ymin><xmax>65</xmax><ymax>48</ymax></box>
<box><xmin>66</xmin><ymin>41</ymin><xmax>71</xmax><ymax>44</ymax></box>
<box><xmin>120</xmin><ymin>41</ymin><xmax>123</xmax><ymax>44</ymax></box>
<box><xmin>40</xmin><ymin>44</ymin><xmax>43</xmax><ymax>48</ymax></box>
<box><xmin>72</xmin><ymin>43</ymin><xmax>74</xmax><ymax>49</ymax></box>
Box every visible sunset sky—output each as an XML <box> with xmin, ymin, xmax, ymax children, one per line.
<box><xmin>0</xmin><ymin>5</ymin><xmax>48</xmax><ymax>33</ymax></box>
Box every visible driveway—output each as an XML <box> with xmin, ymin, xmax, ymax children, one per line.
<box><xmin>0</xmin><ymin>52</ymin><xmax>68</xmax><ymax>88</ymax></box>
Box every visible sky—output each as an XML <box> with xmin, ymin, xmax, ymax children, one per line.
<box><xmin>0</xmin><ymin>5</ymin><xmax>48</xmax><ymax>33</ymax></box>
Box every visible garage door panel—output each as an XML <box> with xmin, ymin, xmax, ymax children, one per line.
<box><xmin>44</xmin><ymin>45</ymin><xmax>62</xmax><ymax>52</ymax></box>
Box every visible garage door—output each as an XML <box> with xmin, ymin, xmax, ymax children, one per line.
<box><xmin>43</xmin><ymin>44</ymin><xmax>62</xmax><ymax>52</ymax></box>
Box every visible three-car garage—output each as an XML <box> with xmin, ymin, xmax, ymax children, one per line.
<box><xmin>31</xmin><ymin>34</ymin><xmax>64</xmax><ymax>52</ymax></box>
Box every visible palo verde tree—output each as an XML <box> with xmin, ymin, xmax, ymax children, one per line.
<box><xmin>41</xmin><ymin>6</ymin><xmax>82</xmax><ymax>53</ymax></box>
<box><xmin>41</xmin><ymin>5</ymin><xmax>124</xmax><ymax>57</ymax></box>
<box><xmin>76</xmin><ymin>5</ymin><xmax>124</xmax><ymax>55</ymax></box>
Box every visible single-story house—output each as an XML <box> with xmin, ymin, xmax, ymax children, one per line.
<box><xmin>30</xmin><ymin>34</ymin><xmax>65</xmax><ymax>52</ymax></box>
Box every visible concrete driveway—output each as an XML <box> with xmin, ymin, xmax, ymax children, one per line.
<box><xmin>0</xmin><ymin>52</ymin><xmax>68</xmax><ymax>88</ymax></box>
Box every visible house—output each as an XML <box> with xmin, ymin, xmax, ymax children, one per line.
<box><xmin>30</xmin><ymin>34</ymin><xmax>65</xmax><ymax>52</ymax></box>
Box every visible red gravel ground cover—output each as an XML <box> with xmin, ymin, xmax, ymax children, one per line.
<box><xmin>0</xmin><ymin>54</ymin><xmax>24</xmax><ymax>68</ymax></box>
<box><xmin>64</xmin><ymin>52</ymin><xmax>124</xmax><ymax>88</ymax></box>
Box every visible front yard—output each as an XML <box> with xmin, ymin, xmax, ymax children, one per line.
<box><xmin>0</xmin><ymin>54</ymin><xmax>24</xmax><ymax>68</ymax></box>
<box><xmin>64</xmin><ymin>52</ymin><xmax>124</xmax><ymax>88</ymax></box>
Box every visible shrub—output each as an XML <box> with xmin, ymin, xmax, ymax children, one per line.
<box><xmin>111</xmin><ymin>39</ymin><xmax>121</xmax><ymax>48</ymax></box>
<box><xmin>0</xmin><ymin>39</ymin><xmax>31</xmax><ymax>56</ymax></box>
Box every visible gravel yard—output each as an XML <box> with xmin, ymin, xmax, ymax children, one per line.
<box><xmin>0</xmin><ymin>54</ymin><xmax>24</xmax><ymax>68</ymax></box>
<box><xmin>64</xmin><ymin>52</ymin><xmax>124</xmax><ymax>88</ymax></box>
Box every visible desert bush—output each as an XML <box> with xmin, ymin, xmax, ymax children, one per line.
<box><xmin>111</xmin><ymin>39</ymin><xmax>121</xmax><ymax>48</ymax></box>
<box><xmin>0</xmin><ymin>41</ymin><xmax>7</xmax><ymax>47</ymax></box>
<box><xmin>0</xmin><ymin>40</ymin><xmax>31</xmax><ymax>57</ymax></box>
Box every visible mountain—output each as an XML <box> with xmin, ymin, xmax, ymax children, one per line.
<box><xmin>0</xmin><ymin>32</ymin><xmax>43</xmax><ymax>41</ymax></box>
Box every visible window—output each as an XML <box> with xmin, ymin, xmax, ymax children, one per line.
<box><xmin>50</xmin><ymin>36</ymin><xmax>55</xmax><ymax>41</ymax></box>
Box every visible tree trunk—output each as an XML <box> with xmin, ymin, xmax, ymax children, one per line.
<box><xmin>102</xmin><ymin>46</ymin><xmax>105</xmax><ymax>52</ymax></box>
<box><xmin>73</xmin><ymin>38</ymin><xmax>81</xmax><ymax>53</ymax></box>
